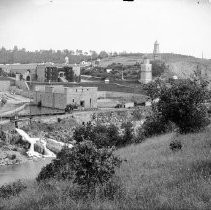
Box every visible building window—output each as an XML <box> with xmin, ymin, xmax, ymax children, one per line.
<box><xmin>76</xmin><ymin>89</ymin><xmax>77</xmax><ymax>92</ymax></box>
<box><xmin>87</xmin><ymin>89</ymin><xmax>89</xmax><ymax>91</ymax></box>
<box><xmin>82</xmin><ymin>89</ymin><xmax>83</xmax><ymax>92</ymax></box>
<box><xmin>73</xmin><ymin>99</ymin><xmax>74</xmax><ymax>102</ymax></box>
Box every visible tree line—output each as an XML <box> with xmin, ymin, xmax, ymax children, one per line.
<box><xmin>0</xmin><ymin>46</ymin><xmax>126</xmax><ymax>64</ymax></box>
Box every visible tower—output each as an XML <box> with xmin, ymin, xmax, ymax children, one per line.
<box><xmin>65</xmin><ymin>56</ymin><xmax>69</xmax><ymax>65</ymax></box>
<box><xmin>138</xmin><ymin>58</ymin><xmax>152</xmax><ymax>84</ymax></box>
<box><xmin>153</xmin><ymin>40</ymin><xmax>160</xmax><ymax>60</ymax></box>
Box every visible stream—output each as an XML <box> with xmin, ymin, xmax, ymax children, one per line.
<box><xmin>0</xmin><ymin>158</ymin><xmax>53</xmax><ymax>186</ymax></box>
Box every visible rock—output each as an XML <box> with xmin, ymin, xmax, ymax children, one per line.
<box><xmin>34</xmin><ymin>142</ymin><xmax>45</xmax><ymax>155</ymax></box>
<box><xmin>46</xmin><ymin>139</ymin><xmax>63</xmax><ymax>154</ymax></box>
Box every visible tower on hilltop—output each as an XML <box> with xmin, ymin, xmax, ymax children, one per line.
<box><xmin>153</xmin><ymin>40</ymin><xmax>160</xmax><ymax>60</ymax></box>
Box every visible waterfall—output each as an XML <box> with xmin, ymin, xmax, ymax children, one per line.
<box><xmin>15</xmin><ymin>128</ymin><xmax>71</xmax><ymax>158</ymax></box>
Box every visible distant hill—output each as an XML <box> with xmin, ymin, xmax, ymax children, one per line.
<box><xmin>100</xmin><ymin>53</ymin><xmax>211</xmax><ymax>80</ymax></box>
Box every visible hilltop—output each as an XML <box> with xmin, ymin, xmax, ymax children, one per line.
<box><xmin>100</xmin><ymin>53</ymin><xmax>211</xmax><ymax>79</ymax></box>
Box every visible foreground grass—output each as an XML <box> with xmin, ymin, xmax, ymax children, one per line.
<box><xmin>0</xmin><ymin>129</ymin><xmax>211</xmax><ymax>210</ymax></box>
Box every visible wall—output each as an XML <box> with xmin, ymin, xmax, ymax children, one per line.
<box><xmin>66</xmin><ymin>87</ymin><xmax>97</xmax><ymax>108</ymax></box>
<box><xmin>0</xmin><ymin>81</ymin><xmax>10</xmax><ymax>91</ymax></box>
<box><xmin>54</xmin><ymin>93</ymin><xmax>66</xmax><ymax>109</ymax></box>
<box><xmin>97</xmin><ymin>91</ymin><xmax>148</xmax><ymax>102</ymax></box>
<box><xmin>33</xmin><ymin>86</ymin><xmax>98</xmax><ymax>110</ymax></box>
<box><xmin>36</xmin><ymin>65</ymin><xmax>45</xmax><ymax>82</ymax></box>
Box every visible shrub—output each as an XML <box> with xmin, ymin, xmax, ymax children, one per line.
<box><xmin>169</xmin><ymin>140</ymin><xmax>182</xmax><ymax>151</ymax></box>
<box><xmin>157</xmin><ymin>79</ymin><xmax>210</xmax><ymax>133</ymax></box>
<box><xmin>37</xmin><ymin>141</ymin><xmax>122</xmax><ymax>193</ymax></box>
<box><xmin>65</xmin><ymin>104</ymin><xmax>78</xmax><ymax>113</ymax></box>
<box><xmin>73</xmin><ymin>123</ymin><xmax>122</xmax><ymax>148</ymax></box>
<box><xmin>0</xmin><ymin>180</ymin><xmax>27</xmax><ymax>198</ymax></box>
<box><xmin>120</xmin><ymin>122</ymin><xmax>134</xmax><ymax>147</ymax></box>
<box><xmin>141</xmin><ymin>112</ymin><xmax>172</xmax><ymax>138</ymax></box>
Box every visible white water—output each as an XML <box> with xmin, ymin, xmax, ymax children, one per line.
<box><xmin>15</xmin><ymin>128</ymin><xmax>73</xmax><ymax>158</ymax></box>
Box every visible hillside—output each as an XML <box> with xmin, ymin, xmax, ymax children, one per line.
<box><xmin>100</xmin><ymin>53</ymin><xmax>211</xmax><ymax>79</ymax></box>
<box><xmin>1</xmin><ymin>128</ymin><xmax>211</xmax><ymax>209</ymax></box>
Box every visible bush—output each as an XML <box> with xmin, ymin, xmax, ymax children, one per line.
<box><xmin>65</xmin><ymin>104</ymin><xmax>78</xmax><ymax>113</ymax></box>
<box><xmin>169</xmin><ymin>140</ymin><xmax>182</xmax><ymax>151</ymax></box>
<box><xmin>0</xmin><ymin>180</ymin><xmax>27</xmax><ymax>198</ymax></box>
<box><xmin>73</xmin><ymin>123</ymin><xmax>122</xmax><ymax>148</ymax></box>
<box><xmin>157</xmin><ymin>79</ymin><xmax>210</xmax><ymax>133</ymax></box>
<box><xmin>141</xmin><ymin>112</ymin><xmax>173</xmax><ymax>138</ymax></box>
<box><xmin>37</xmin><ymin>141</ymin><xmax>122</xmax><ymax>193</ymax></box>
<box><xmin>120</xmin><ymin>122</ymin><xmax>134</xmax><ymax>147</ymax></box>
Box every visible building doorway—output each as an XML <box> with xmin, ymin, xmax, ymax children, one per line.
<box><xmin>80</xmin><ymin>100</ymin><xmax>85</xmax><ymax>107</ymax></box>
<box><xmin>26</xmin><ymin>75</ymin><xmax>31</xmax><ymax>81</ymax></box>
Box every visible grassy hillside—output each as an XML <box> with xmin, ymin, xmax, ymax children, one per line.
<box><xmin>100</xmin><ymin>53</ymin><xmax>211</xmax><ymax>79</ymax></box>
<box><xmin>1</xmin><ymin>128</ymin><xmax>211</xmax><ymax>209</ymax></box>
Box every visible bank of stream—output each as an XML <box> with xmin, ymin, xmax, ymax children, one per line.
<box><xmin>0</xmin><ymin>158</ymin><xmax>53</xmax><ymax>186</ymax></box>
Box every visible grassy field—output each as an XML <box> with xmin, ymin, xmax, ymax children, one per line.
<box><xmin>0</xmin><ymin>128</ymin><xmax>211</xmax><ymax>209</ymax></box>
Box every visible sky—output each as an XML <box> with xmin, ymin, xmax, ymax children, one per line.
<box><xmin>0</xmin><ymin>0</ymin><xmax>211</xmax><ymax>58</ymax></box>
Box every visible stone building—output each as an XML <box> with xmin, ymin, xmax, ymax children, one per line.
<box><xmin>153</xmin><ymin>40</ymin><xmax>160</xmax><ymax>60</ymax></box>
<box><xmin>36</xmin><ymin>64</ymin><xmax>81</xmax><ymax>83</ymax></box>
<box><xmin>1</xmin><ymin>64</ymin><xmax>37</xmax><ymax>81</ymax></box>
<box><xmin>34</xmin><ymin>85</ymin><xmax>98</xmax><ymax>110</ymax></box>
<box><xmin>138</xmin><ymin>58</ymin><xmax>152</xmax><ymax>84</ymax></box>
<box><xmin>36</xmin><ymin>64</ymin><xmax>58</xmax><ymax>82</ymax></box>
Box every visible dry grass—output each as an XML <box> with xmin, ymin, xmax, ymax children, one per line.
<box><xmin>0</xmin><ymin>128</ymin><xmax>211</xmax><ymax>209</ymax></box>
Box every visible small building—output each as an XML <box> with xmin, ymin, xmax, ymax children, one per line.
<box><xmin>123</xmin><ymin>102</ymin><xmax>134</xmax><ymax>108</ymax></box>
<box><xmin>105</xmin><ymin>78</ymin><xmax>110</xmax><ymax>84</ymax></box>
<box><xmin>34</xmin><ymin>85</ymin><xmax>98</xmax><ymax>110</ymax></box>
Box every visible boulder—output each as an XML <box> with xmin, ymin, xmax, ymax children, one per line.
<box><xmin>34</xmin><ymin>142</ymin><xmax>45</xmax><ymax>155</ymax></box>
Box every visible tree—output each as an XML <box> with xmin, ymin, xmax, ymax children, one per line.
<box><xmin>156</xmin><ymin>79</ymin><xmax>210</xmax><ymax>133</ymax></box>
<box><xmin>37</xmin><ymin>141</ymin><xmax>122</xmax><ymax>193</ymax></box>
<box><xmin>150</xmin><ymin>60</ymin><xmax>168</xmax><ymax>77</ymax></box>
<box><xmin>90</xmin><ymin>50</ymin><xmax>98</xmax><ymax>60</ymax></box>
<box><xmin>143</xmin><ymin>78</ymin><xmax>165</xmax><ymax>101</ymax></box>
<box><xmin>98</xmin><ymin>51</ymin><xmax>108</xmax><ymax>59</ymax></box>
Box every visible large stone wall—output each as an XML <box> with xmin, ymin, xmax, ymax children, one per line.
<box><xmin>54</xmin><ymin>93</ymin><xmax>66</xmax><ymax>109</ymax></box>
<box><xmin>66</xmin><ymin>87</ymin><xmax>98</xmax><ymax>109</ymax></box>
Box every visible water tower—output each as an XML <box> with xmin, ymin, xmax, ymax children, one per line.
<box><xmin>138</xmin><ymin>58</ymin><xmax>152</xmax><ymax>84</ymax></box>
<box><xmin>153</xmin><ymin>40</ymin><xmax>160</xmax><ymax>60</ymax></box>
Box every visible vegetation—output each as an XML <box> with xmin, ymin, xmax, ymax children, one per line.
<box><xmin>150</xmin><ymin>60</ymin><xmax>168</xmax><ymax>77</ymax></box>
<box><xmin>0</xmin><ymin>46</ymin><xmax>110</xmax><ymax>64</ymax></box>
<box><xmin>65</xmin><ymin>104</ymin><xmax>78</xmax><ymax>113</ymax></box>
<box><xmin>1</xmin><ymin>128</ymin><xmax>211</xmax><ymax>209</ymax></box>
<box><xmin>143</xmin><ymin>78</ymin><xmax>210</xmax><ymax>134</ymax></box>
<box><xmin>0</xmin><ymin>180</ymin><xmax>26</xmax><ymax>199</ymax></box>
<box><xmin>73</xmin><ymin>123</ymin><xmax>134</xmax><ymax>148</ymax></box>
<box><xmin>37</xmin><ymin>141</ymin><xmax>121</xmax><ymax>194</ymax></box>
